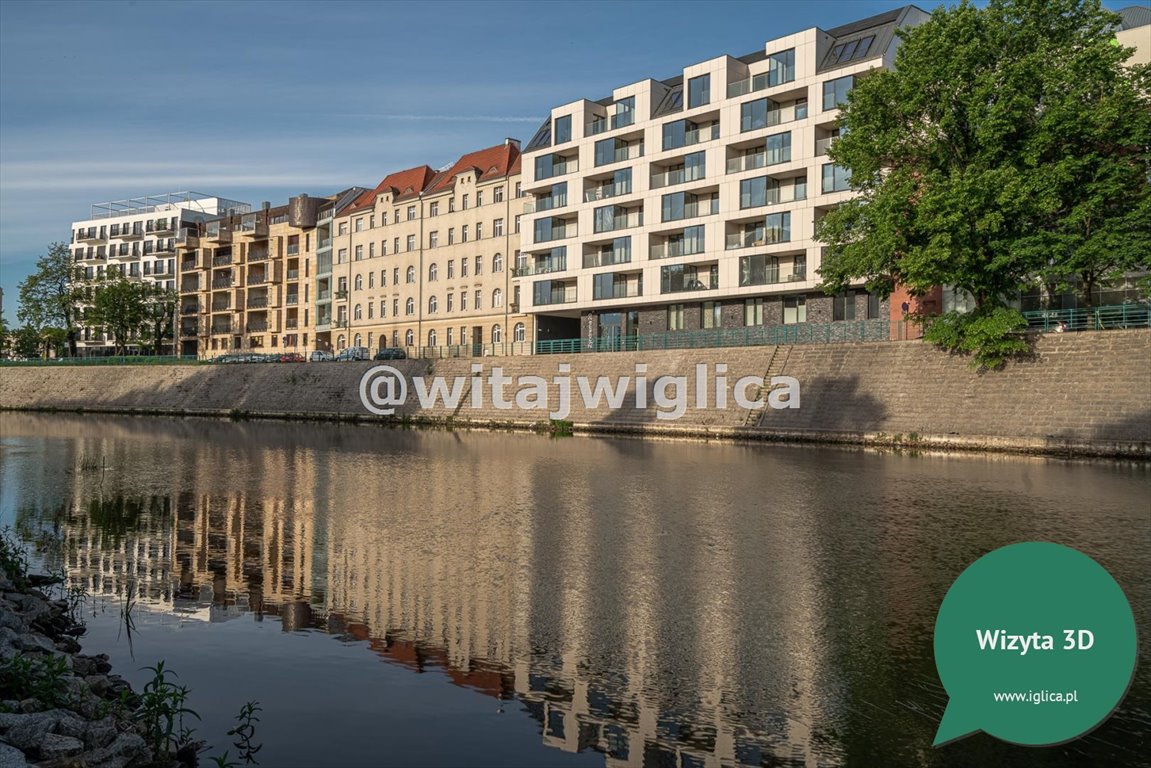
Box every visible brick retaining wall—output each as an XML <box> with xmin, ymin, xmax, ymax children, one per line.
<box><xmin>1</xmin><ymin>331</ymin><xmax>1147</xmax><ymax>458</ymax></box>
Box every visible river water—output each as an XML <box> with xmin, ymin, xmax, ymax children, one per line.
<box><xmin>0</xmin><ymin>413</ymin><xmax>1147</xmax><ymax>768</ymax></box>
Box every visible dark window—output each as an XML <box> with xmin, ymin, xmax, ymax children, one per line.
<box><xmin>688</xmin><ymin>74</ymin><xmax>710</xmax><ymax>107</ymax></box>
<box><xmin>554</xmin><ymin>115</ymin><xmax>572</xmax><ymax>144</ymax></box>
<box><xmin>823</xmin><ymin>75</ymin><xmax>854</xmax><ymax>111</ymax></box>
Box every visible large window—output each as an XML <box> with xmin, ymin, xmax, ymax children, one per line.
<box><xmin>783</xmin><ymin>295</ymin><xmax>806</xmax><ymax>324</ymax></box>
<box><xmin>766</xmin><ymin>132</ymin><xmax>791</xmax><ymax>165</ymax></box>
<box><xmin>822</xmin><ymin>163</ymin><xmax>851</xmax><ymax>193</ymax></box>
<box><xmin>701</xmin><ymin>301</ymin><xmax>722</xmax><ymax>329</ymax></box>
<box><xmin>554</xmin><ymin>115</ymin><xmax>572</xmax><ymax>144</ymax></box>
<box><xmin>740</xmin><ymin>98</ymin><xmax>777</xmax><ymax>133</ymax></box>
<box><xmin>767</xmin><ymin>49</ymin><xmax>795</xmax><ymax>86</ymax></box>
<box><xmin>688</xmin><ymin>74</ymin><xmax>710</xmax><ymax>108</ymax></box>
<box><xmin>740</xmin><ymin>176</ymin><xmax>781</xmax><ymax>209</ymax></box>
<box><xmin>533</xmin><ymin>280</ymin><xmax>571</xmax><ymax>306</ymax></box>
<box><xmin>833</xmin><ymin>291</ymin><xmax>856</xmax><ymax>321</ymax></box>
<box><xmin>667</xmin><ymin>304</ymin><xmax>685</xmax><ymax>331</ymax></box>
<box><xmin>823</xmin><ymin>75</ymin><xmax>854</xmax><ymax>111</ymax></box>
<box><xmin>739</xmin><ymin>254</ymin><xmax>781</xmax><ymax>286</ymax></box>
<box><xmin>614</xmin><ymin>96</ymin><xmax>635</xmax><ymax>128</ymax></box>
<box><xmin>765</xmin><ymin>212</ymin><xmax>791</xmax><ymax>243</ymax></box>
<box><xmin>745</xmin><ymin>298</ymin><xmax>765</xmax><ymax>326</ymax></box>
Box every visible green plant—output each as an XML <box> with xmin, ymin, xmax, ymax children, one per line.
<box><xmin>227</xmin><ymin>701</ymin><xmax>263</xmax><ymax>764</ymax></box>
<box><xmin>548</xmin><ymin>419</ymin><xmax>573</xmax><ymax>437</ymax></box>
<box><xmin>923</xmin><ymin>308</ymin><xmax>1032</xmax><ymax>370</ymax></box>
<box><xmin>135</xmin><ymin>661</ymin><xmax>201</xmax><ymax>758</ymax></box>
<box><xmin>0</xmin><ymin>653</ymin><xmax>71</xmax><ymax>707</ymax></box>
<box><xmin>0</xmin><ymin>527</ymin><xmax>30</xmax><ymax>585</ymax></box>
<box><xmin>118</xmin><ymin>580</ymin><xmax>138</xmax><ymax>658</ymax></box>
<box><xmin>208</xmin><ymin>754</ymin><xmax>239</xmax><ymax>768</ymax></box>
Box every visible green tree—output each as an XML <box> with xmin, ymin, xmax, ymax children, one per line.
<box><xmin>12</xmin><ymin>327</ymin><xmax>43</xmax><ymax>359</ymax></box>
<box><xmin>140</xmin><ymin>285</ymin><xmax>177</xmax><ymax>355</ymax></box>
<box><xmin>816</xmin><ymin>0</ymin><xmax>1151</xmax><ymax>367</ymax></box>
<box><xmin>16</xmin><ymin>242</ymin><xmax>84</xmax><ymax>357</ymax></box>
<box><xmin>86</xmin><ymin>275</ymin><xmax>148</xmax><ymax>355</ymax></box>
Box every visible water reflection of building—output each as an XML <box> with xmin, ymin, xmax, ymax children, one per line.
<box><xmin>49</xmin><ymin>427</ymin><xmax>842</xmax><ymax>767</ymax></box>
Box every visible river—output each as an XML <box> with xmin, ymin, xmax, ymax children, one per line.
<box><xmin>0</xmin><ymin>413</ymin><xmax>1147</xmax><ymax>768</ymax></box>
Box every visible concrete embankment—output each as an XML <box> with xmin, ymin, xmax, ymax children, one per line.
<box><xmin>1</xmin><ymin>330</ymin><xmax>1148</xmax><ymax>458</ymax></box>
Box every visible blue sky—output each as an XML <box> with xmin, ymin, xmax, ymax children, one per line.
<box><xmin>0</xmin><ymin>0</ymin><xmax>1130</xmax><ymax>323</ymax></box>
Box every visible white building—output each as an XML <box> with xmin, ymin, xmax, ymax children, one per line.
<box><xmin>70</xmin><ymin>191</ymin><xmax>249</xmax><ymax>352</ymax></box>
<box><xmin>517</xmin><ymin>5</ymin><xmax>932</xmax><ymax>348</ymax></box>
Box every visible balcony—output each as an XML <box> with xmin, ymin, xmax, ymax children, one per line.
<box><xmin>584</xmin><ymin>183</ymin><xmax>631</xmax><ymax>203</ymax></box>
<box><xmin>286</xmin><ymin>269</ymin><xmax>300</xmax><ymax>280</ymax></box>
<box><xmin>334</xmin><ymin>289</ymin><xmax>348</xmax><ymax>300</ymax></box>
<box><xmin>248</xmin><ymin>249</ymin><xmax>269</xmax><ymax>262</ymax></box>
<box><xmin>536</xmin><ymin>158</ymin><xmax>578</xmax><ymax>181</ymax></box>
<box><xmin>317</xmin><ymin>290</ymin><xmax>332</xmax><ymax>301</ymax></box>
<box><xmin>317</xmin><ymin>237</ymin><xmax>332</xmax><ymax>250</ymax></box>
<box><xmin>593</xmin><ymin>282</ymin><xmax>642</xmax><ymax>300</ymax></box>
<box><xmin>513</xmin><ymin>258</ymin><xmax>567</xmax><ymax>277</ymax></box>
<box><xmin>533</xmin><ymin>223</ymin><xmax>578</xmax><ymax>244</ymax></box>
<box><xmin>180</xmin><ymin>304</ymin><xmax>200</xmax><ymax>315</ymax></box>
<box><xmin>725</xmin><ymin>230</ymin><xmax>789</xmax><ymax>249</ymax></box>
<box><xmin>118</xmin><ymin>227</ymin><xmax>144</xmax><ymax>241</ymax></box>
<box><xmin>727</xmin><ymin>152</ymin><xmax>768</xmax><ymax>174</ymax></box>
<box><xmin>593</xmin><ymin>211</ymin><xmax>643</xmax><ymax>234</ymax></box>
<box><xmin>726</xmin><ymin>68</ymin><xmax>793</xmax><ymax>99</ymax></box>
<box><xmin>175</xmin><ymin>228</ymin><xmax>200</xmax><ymax>249</ymax></box>
<box><xmin>247</xmin><ymin>296</ymin><xmax>269</xmax><ymax>309</ymax></box>
<box><xmin>816</xmin><ymin>137</ymin><xmax>836</xmax><ymax>157</ymax></box>
<box><xmin>180</xmin><ymin>279</ymin><xmax>200</xmax><ymax>294</ymax></box>
<box><xmin>533</xmin><ymin>288</ymin><xmax>578</xmax><ymax>306</ymax></box>
<box><xmin>287</xmin><ymin>244</ymin><xmax>300</xmax><ymax>256</ymax></box>
<box><xmin>650</xmin><ymin>241</ymin><xmax>703</xmax><ymax>260</ymax></box>
<box><xmin>212</xmin><ymin>278</ymin><xmax>233</xmax><ymax>289</ymax></box>
<box><xmin>154</xmin><ymin>241</ymin><xmax>175</xmax><ymax>254</ymax></box>
<box><xmin>205</xmin><ymin>223</ymin><xmax>232</xmax><ymax>243</ymax></box>
<box><xmin>509</xmin><ymin>302</ymin><xmax>519</xmax><ymax>313</ymax></box>
<box><xmin>180</xmin><ymin>258</ymin><xmax>198</xmax><ymax>272</ymax></box>
<box><xmin>662</xmin><ymin>277</ymin><xmax>718</xmax><ymax>295</ymax></box>
<box><xmin>246</xmin><ymin>321</ymin><xmax>269</xmax><ymax>333</ymax></box>
<box><xmin>596</xmin><ymin>143</ymin><xmax>643</xmax><ymax>167</ymax></box>
<box><xmin>151</xmin><ymin>218</ymin><xmax>176</xmax><ymax>235</ymax></box>
<box><xmin>334</xmin><ymin>319</ymin><xmax>348</xmax><ymax>329</ymax></box>
<box><xmin>179</xmin><ymin>324</ymin><xmax>199</xmax><ymax>339</ymax></box>
<box><xmin>246</xmin><ymin>274</ymin><xmax>268</xmax><ymax>286</ymax></box>
<box><xmin>212</xmin><ymin>254</ymin><xmax>233</xmax><ymax>267</ymax></box>
<box><xmin>210</xmin><ymin>322</ymin><xmax>233</xmax><ymax>335</ymax></box>
<box><xmin>78</xmin><ymin>229</ymin><xmax>105</xmax><ymax>244</ymax></box>
<box><xmin>210</xmin><ymin>300</ymin><xmax>232</xmax><ymax>312</ymax></box>
<box><xmin>238</xmin><ymin>213</ymin><xmax>268</xmax><ymax>238</ymax></box>
<box><xmin>286</xmin><ymin>294</ymin><xmax>299</xmax><ymax>306</ymax></box>
<box><xmin>523</xmin><ymin>194</ymin><xmax>567</xmax><ymax>213</ymax></box>
<box><xmin>586</xmin><ymin>111</ymin><xmax>635</xmax><ymax>136</ymax></box>
<box><xmin>285</xmin><ymin>319</ymin><xmax>299</xmax><ymax>330</ymax></box>
<box><xmin>651</xmin><ymin>167</ymin><xmax>706</xmax><ymax>190</ymax></box>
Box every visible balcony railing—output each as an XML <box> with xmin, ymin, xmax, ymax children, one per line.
<box><xmin>649</xmin><ymin>241</ymin><xmax>703</xmax><ymax>260</ymax></box>
<box><xmin>246</xmin><ymin>321</ymin><xmax>269</xmax><ymax>332</ymax></box>
<box><xmin>584</xmin><ymin>183</ymin><xmax>632</xmax><ymax>203</ymax></box>
<box><xmin>78</xmin><ymin>229</ymin><xmax>106</xmax><ymax>244</ymax></box>
<box><xmin>317</xmin><ymin>237</ymin><xmax>332</xmax><ymax>250</ymax></box>
<box><xmin>816</xmin><ymin>137</ymin><xmax>834</xmax><ymax>157</ymax></box>
<box><xmin>593</xmin><ymin>283</ymin><xmax>643</xmax><ymax>300</ymax></box>
<box><xmin>118</xmin><ymin>227</ymin><xmax>144</xmax><ymax>241</ymax></box>
<box><xmin>651</xmin><ymin>168</ymin><xmax>705</xmax><ymax>190</ymax></box>
<box><xmin>584</xmin><ymin>248</ymin><xmax>633</xmax><ymax>268</ymax></box>
<box><xmin>533</xmin><ymin>289</ymin><xmax>578</xmax><ymax>306</ymax></box>
<box><xmin>248</xmin><ymin>249</ymin><xmax>269</xmax><ymax>262</ymax></box>
<box><xmin>593</xmin><ymin>212</ymin><xmax>643</xmax><ymax>234</ymax></box>
<box><xmin>180</xmin><ymin>259</ymin><xmax>197</xmax><ymax>272</ymax></box>
<box><xmin>176</xmin><ymin>229</ymin><xmax>199</xmax><ymax>249</ymax></box>
<box><xmin>334</xmin><ymin>289</ymin><xmax>348</xmax><ymax>300</ymax></box>
<box><xmin>246</xmin><ymin>275</ymin><xmax>268</xmax><ymax>286</ymax></box>
<box><xmin>726</xmin><ymin>69</ymin><xmax>793</xmax><ymax>98</ymax></box>
<box><xmin>727</xmin><ymin>152</ymin><xmax>768</xmax><ymax>174</ymax></box>
<box><xmin>180</xmin><ymin>281</ymin><xmax>200</xmax><ymax>293</ymax></box>
<box><xmin>725</xmin><ymin>230</ymin><xmax>789</xmax><ymax>249</ymax></box>
<box><xmin>247</xmin><ymin>297</ymin><xmax>269</xmax><ymax>309</ymax></box>
<box><xmin>513</xmin><ymin>259</ymin><xmax>567</xmax><ymax>277</ymax></box>
<box><xmin>318</xmin><ymin>290</ymin><xmax>332</xmax><ymax>301</ymax></box>
<box><xmin>533</xmin><ymin>223</ymin><xmax>578</xmax><ymax>243</ymax></box>
<box><xmin>212</xmin><ymin>255</ymin><xmax>233</xmax><ymax>267</ymax></box>
<box><xmin>286</xmin><ymin>295</ymin><xmax>299</xmax><ymax>306</ymax></box>
<box><xmin>205</xmin><ymin>224</ymin><xmax>232</xmax><ymax>243</ymax></box>
<box><xmin>154</xmin><ymin>242</ymin><xmax>175</xmax><ymax>254</ymax></box>
<box><xmin>210</xmin><ymin>323</ymin><xmax>233</xmax><ymax>334</ymax></box>
<box><xmin>180</xmin><ymin>305</ymin><xmax>199</xmax><ymax>315</ymax></box>
<box><xmin>212</xmin><ymin>278</ymin><xmax>233</xmax><ymax>289</ymax></box>
<box><xmin>586</xmin><ymin>111</ymin><xmax>635</xmax><ymax>136</ymax></box>
<box><xmin>286</xmin><ymin>269</ymin><xmax>300</xmax><ymax>280</ymax></box>
<box><xmin>210</xmin><ymin>303</ymin><xmax>231</xmax><ymax>312</ymax></box>
<box><xmin>285</xmin><ymin>319</ymin><xmax>299</xmax><ymax>329</ymax></box>
<box><xmin>524</xmin><ymin>195</ymin><xmax>567</xmax><ymax>213</ymax></box>
<box><xmin>287</xmin><ymin>244</ymin><xmax>300</xmax><ymax>256</ymax></box>
<box><xmin>662</xmin><ymin>277</ymin><xmax>718</xmax><ymax>294</ymax></box>
<box><xmin>537</xmin><ymin>159</ymin><xmax>578</xmax><ymax>180</ymax></box>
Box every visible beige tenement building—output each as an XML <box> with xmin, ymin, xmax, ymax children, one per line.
<box><xmin>331</xmin><ymin>140</ymin><xmax>533</xmax><ymax>356</ymax></box>
<box><xmin>516</xmin><ymin>6</ymin><xmax>936</xmax><ymax>348</ymax></box>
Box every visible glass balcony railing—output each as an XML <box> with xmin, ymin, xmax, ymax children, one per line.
<box><xmin>649</xmin><ymin>241</ymin><xmax>704</xmax><ymax>260</ymax></box>
<box><xmin>651</xmin><ymin>168</ymin><xmax>705</xmax><ymax>190</ymax></box>
<box><xmin>816</xmin><ymin>137</ymin><xmax>834</xmax><ymax>157</ymax></box>
<box><xmin>583</xmin><ymin>249</ymin><xmax>631</xmax><ymax>269</ymax></box>
<box><xmin>593</xmin><ymin>212</ymin><xmax>643</xmax><ymax>234</ymax></box>
<box><xmin>725</xmin><ymin>230</ymin><xmax>789</xmax><ymax>249</ymax></box>
<box><xmin>513</xmin><ymin>259</ymin><xmax>567</xmax><ymax>277</ymax></box>
<box><xmin>593</xmin><ymin>282</ymin><xmax>642</xmax><ymax>300</ymax></box>
<box><xmin>727</xmin><ymin>152</ymin><xmax>768</xmax><ymax>174</ymax></box>
<box><xmin>584</xmin><ymin>183</ymin><xmax>632</xmax><ymax>203</ymax></box>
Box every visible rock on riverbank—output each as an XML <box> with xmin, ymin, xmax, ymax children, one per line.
<box><xmin>0</xmin><ymin>568</ymin><xmax>155</xmax><ymax>768</ymax></box>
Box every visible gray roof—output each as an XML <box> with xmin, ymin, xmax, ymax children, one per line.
<box><xmin>1116</xmin><ymin>5</ymin><xmax>1150</xmax><ymax>30</ymax></box>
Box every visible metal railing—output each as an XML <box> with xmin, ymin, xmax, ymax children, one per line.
<box><xmin>536</xmin><ymin>320</ymin><xmax>893</xmax><ymax>354</ymax></box>
<box><xmin>0</xmin><ymin>355</ymin><xmax>203</xmax><ymax>367</ymax></box>
<box><xmin>1022</xmin><ymin>304</ymin><xmax>1150</xmax><ymax>332</ymax></box>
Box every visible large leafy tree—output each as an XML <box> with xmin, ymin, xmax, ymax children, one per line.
<box><xmin>140</xmin><ymin>285</ymin><xmax>177</xmax><ymax>355</ymax></box>
<box><xmin>16</xmin><ymin>242</ymin><xmax>84</xmax><ymax>357</ymax></box>
<box><xmin>816</xmin><ymin>0</ymin><xmax>1151</xmax><ymax>367</ymax></box>
<box><xmin>86</xmin><ymin>275</ymin><xmax>148</xmax><ymax>355</ymax></box>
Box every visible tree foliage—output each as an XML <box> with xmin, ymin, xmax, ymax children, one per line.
<box><xmin>16</xmin><ymin>242</ymin><xmax>83</xmax><ymax>357</ymax></box>
<box><xmin>816</xmin><ymin>0</ymin><xmax>1151</xmax><ymax>367</ymax></box>
<box><xmin>86</xmin><ymin>276</ymin><xmax>148</xmax><ymax>355</ymax></box>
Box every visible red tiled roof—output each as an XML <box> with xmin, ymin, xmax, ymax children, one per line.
<box><xmin>423</xmin><ymin>142</ymin><xmax>521</xmax><ymax>196</ymax></box>
<box><xmin>344</xmin><ymin>165</ymin><xmax>437</xmax><ymax>215</ymax></box>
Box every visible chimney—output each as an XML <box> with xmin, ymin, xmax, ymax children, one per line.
<box><xmin>262</xmin><ymin>201</ymin><xmax>271</xmax><ymax>210</ymax></box>
<box><xmin>505</xmin><ymin>137</ymin><xmax>520</xmax><ymax>148</ymax></box>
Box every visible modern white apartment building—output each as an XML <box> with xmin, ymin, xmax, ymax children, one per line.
<box><xmin>70</xmin><ymin>191</ymin><xmax>249</xmax><ymax>352</ymax></box>
<box><xmin>517</xmin><ymin>6</ymin><xmax>932</xmax><ymax>348</ymax></box>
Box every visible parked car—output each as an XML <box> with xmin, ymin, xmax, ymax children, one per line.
<box><xmin>374</xmin><ymin>347</ymin><xmax>407</xmax><ymax>360</ymax></box>
<box><xmin>336</xmin><ymin>347</ymin><xmax>371</xmax><ymax>362</ymax></box>
<box><xmin>310</xmin><ymin>350</ymin><xmax>335</xmax><ymax>362</ymax></box>
<box><xmin>278</xmin><ymin>353</ymin><xmax>305</xmax><ymax>363</ymax></box>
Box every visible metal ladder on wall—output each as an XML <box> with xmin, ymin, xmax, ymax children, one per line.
<box><xmin>743</xmin><ymin>345</ymin><xmax>791</xmax><ymax>427</ymax></box>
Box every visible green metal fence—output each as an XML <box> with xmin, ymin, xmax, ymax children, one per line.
<box><xmin>0</xmin><ymin>355</ymin><xmax>202</xmax><ymax>367</ymax></box>
<box><xmin>535</xmin><ymin>319</ymin><xmax>894</xmax><ymax>355</ymax></box>
<box><xmin>1021</xmin><ymin>303</ymin><xmax>1150</xmax><ymax>332</ymax></box>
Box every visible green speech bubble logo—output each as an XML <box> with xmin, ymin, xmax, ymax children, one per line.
<box><xmin>934</xmin><ymin>542</ymin><xmax>1136</xmax><ymax>747</ymax></box>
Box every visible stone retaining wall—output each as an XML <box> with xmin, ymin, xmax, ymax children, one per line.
<box><xmin>1</xmin><ymin>331</ymin><xmax>1148</xmax><ymax>458</ymax></box>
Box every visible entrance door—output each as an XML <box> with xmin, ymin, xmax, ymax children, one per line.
<box><xmin>472</xmin><ymin>325</ymin><xmax>483</xmax><ymax>357</ymax></box>
<box><xmin>598</xmin><ymin>312</ymin><xmax>622</xmax><ymax>352</ymax></box>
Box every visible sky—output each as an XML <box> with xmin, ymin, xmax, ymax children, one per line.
<box><xmin>0</xmin><ymin>0</ymin><xmax>1133</xmax><ymax>323</ymax></box>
